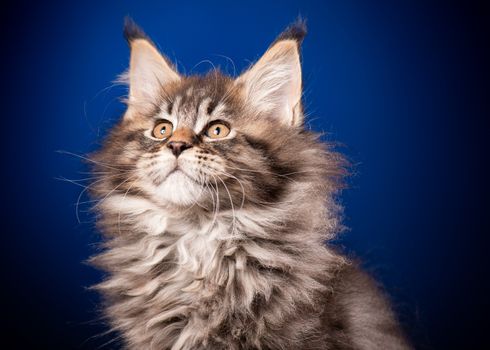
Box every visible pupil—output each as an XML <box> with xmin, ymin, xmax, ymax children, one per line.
<box><xmin>160</xmin><ymin>126</ymin><xmax>166</xmax><ymax>134</ymax></box>
<box><xmin>214</xmin><ymin>127</ymin><xmax>221</xmax><ymax>135</ymax></box>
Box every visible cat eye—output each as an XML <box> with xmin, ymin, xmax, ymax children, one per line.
<box><xmin>206</xmin><ymin>122</ymin><xmax>230</xmax><ymax>139</ymax></box>
<box><xmin>152</xmin><ymin>120</ymin><xmax>173</xmax><ymax>139</ymax></box>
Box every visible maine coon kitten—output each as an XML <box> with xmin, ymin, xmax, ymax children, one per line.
<box><xmin>88</xmin><ymin>18</ymin><xmax>411</xmax><ymax>349</ymax></box>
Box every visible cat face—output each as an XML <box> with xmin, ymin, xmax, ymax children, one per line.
<box><xmin>91</xmin><ymin>20</ymin><xmax>342</xmax><ymax>213</ymax></box>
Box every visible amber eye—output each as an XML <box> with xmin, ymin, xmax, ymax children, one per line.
<box><xmin>206</xmin><ymin>122</ymin><xmax>230</xmax><ymax>139</ymax></box>
<box><xmin>152</xmin><ymin>121</ymin><xmax>173</xmax><ymax>139</ymax></box>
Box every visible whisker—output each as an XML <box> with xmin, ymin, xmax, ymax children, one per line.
<box><xmin>55</xmin><ymin>176</ymin><xmax>93</xmax><ymax>189</ymax></box>
<box><xmin>92</xmin><ymin>173</ymin><xmax>139</xmax><ymax>211</ymax></box>
<box><xmin>57</xmin><ymin>150</ymin><xmax>133</xmax><ymax>171</ymax></box>
<box><xmin>212</xmin><ymin>169</ymin><xmax>246</xmax><ymax>210</ymax></box>
<box><xmin>213</xmin><ymin>174</ymin><xmax>238</xmax><ymax>236</ymax></box>
<box><xmin>224</xmin><ymin>164</ymin><xmax>316</xmax><ymax>183</ymax></box>
<box><xmin>212</xmin><ymin>54</ymin><xmax>237</xmax><ymax>77</ymax></box>
<box><xmin>74</xmin><ymin>179</ymin><xmax>102</xmax><ymax>224</ymax></box>
<box><xmin>208</xmin><ymin>176</ymin><xmax>221</xmax><ymax>233</ymax></box>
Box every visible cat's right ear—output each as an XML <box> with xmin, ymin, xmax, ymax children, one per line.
<box><xmin>122</xmin><ymin>17</ymin><xmax>180</xmax><ymax>117</ymax></box>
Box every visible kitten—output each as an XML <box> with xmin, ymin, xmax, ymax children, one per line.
<box><xmin>88</xmin><ymin>18</ymin><xmax>411</xmax><ymax>349</ymax></box>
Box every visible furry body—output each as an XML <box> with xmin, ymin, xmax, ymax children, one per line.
<box><xmin>89</xmin><ymin>19</ymin><xmax>411</xmax><ymax>349</ymax></box>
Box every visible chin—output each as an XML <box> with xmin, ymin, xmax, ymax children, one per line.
<box><xmin>155</xmin><ymin>170</ymin><xmax>204</xmax><ymax>207</ymax></box>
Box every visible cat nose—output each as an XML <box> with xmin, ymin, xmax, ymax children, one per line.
<box><xmin>167</xmin><ymin>141</ymin><xmax>192</xmax><ymax>157</ymax></box>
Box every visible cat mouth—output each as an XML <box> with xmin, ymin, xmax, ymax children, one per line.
<box><xmin>166</xmin><ymin>166</ymin><xmax>198</xmax><ymax>184</ymax></box>
<box><xmin>167</xmin><ymin>167</ymin><xmax>180</xmax><ymax>176</ymax></box>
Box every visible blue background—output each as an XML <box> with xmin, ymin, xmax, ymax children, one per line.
<box><xmin>1</xmin><ymin>1</ymin><xmax>487</xmax><ymax>348</ymax></box>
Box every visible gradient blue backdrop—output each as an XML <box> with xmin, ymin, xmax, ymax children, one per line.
<box><xmin>1</xmin><ymin>1</ymin><xmax>487</xmax><ymax>349</ymax></box>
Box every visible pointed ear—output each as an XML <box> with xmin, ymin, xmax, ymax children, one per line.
<box><xmin>123</xmin><ymin>18</ymin><xmax>180</xmax><ymax>115</ymax></box>
<box><xmin>236</xmin><ymin>21</ymin><xmax>306</xmax><ymax>126</ymax></box>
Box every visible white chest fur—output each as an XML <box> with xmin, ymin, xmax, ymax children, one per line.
<box><xmin>97</xmin><ymin>195</ymin><xmax>241</xmax><ymax>348</ymax></box>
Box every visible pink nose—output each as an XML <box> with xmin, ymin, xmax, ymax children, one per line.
<box><xmin>167</xmin><ymin>141</ymin><xmax>192</xmax><ymax>157</ymax></box>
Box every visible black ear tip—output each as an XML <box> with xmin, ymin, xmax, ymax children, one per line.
<box><xmin>277</xmin><ymin>17</ymin><xmax>307</xmax><ymax>44</ymax></box>
<box><xmin>123</xmin><ymin>16</ymin><xmax>149</xmax><ymax>43</ymax></box>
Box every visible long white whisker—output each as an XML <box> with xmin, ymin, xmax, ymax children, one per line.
<box><xmin>208</xmin><ymin>175</ymin><xmax>221</xmax><ymax>233</ymax></box>
<box><xmin>212</xmin><ymin>169</ymin><xmax>246</xmax><ymax>210</ymax></box>
<box><xmin>74</xmin><ymin>177</ymin><xmax>105</xmax><ymax>224</ymax></box>
<box><xmin>224</xmin><ymin>164</ymin><xmax>315</xmax><ymax>183</ymax></box>
<box><xmin>92</xmin><ymin>173</ymin><xmax>139</xmax><ymax>211</ymax></box>
<box><xmin>57</xmin><ymin>150</ymin><xmax>133</xmax><ymax>171</ymax></box>
<box><xmin>214</xmin><ymin>174</ymin><xmax>238</xmax><ymax>236</ymax></box>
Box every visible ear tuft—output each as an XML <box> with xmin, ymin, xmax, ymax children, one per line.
<box><xmin>123</xmin><ymin>16</ymin><xmax>151</xmax><ymax>44</ymax></box>
<box><xmin>274</xmin><ymin>17</ymin><xmax>307</xmax><ymax>45</ymax></box>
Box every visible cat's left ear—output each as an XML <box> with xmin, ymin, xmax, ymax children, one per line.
<box><xmin>235</xmin><ymin>21</ymin><xmax>306</xmax><ymax>127</ymax></box>
<box><xmin>123</xmin><ymin>18</ymin><xmax>180</xmax><ymax>116</ymax></box>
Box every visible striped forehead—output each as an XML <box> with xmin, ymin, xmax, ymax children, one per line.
<box><xmin>155</xmin><ymin>87</ymin><xmax>230</xmax><ymax>132</ymax></box>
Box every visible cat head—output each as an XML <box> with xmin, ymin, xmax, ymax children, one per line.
<box><xmin>91</xmin><ymin>18</ymin><xmax>345</xmax><ymax>218</ymax></box>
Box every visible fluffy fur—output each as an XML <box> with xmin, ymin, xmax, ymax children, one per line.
<box><xmin>88</xmin><ymin>19</ymin><xmax>411</xmax><ymax>349</ymax></box>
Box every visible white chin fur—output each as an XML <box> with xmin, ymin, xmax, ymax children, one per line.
<box><xmin>155</xmin><ymin>170</ymin><xmax>202</xmax><ymax>206</ymax></box>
